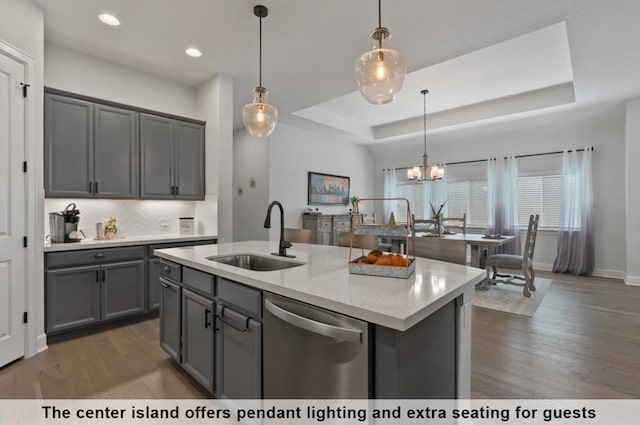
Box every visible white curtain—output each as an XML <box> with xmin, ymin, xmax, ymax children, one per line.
<box><xmin>553</xmin><ymin>149</ymin><xmax>594</xmax><ymax>275</ymax></box>
<box><xmin>487</xmin><ymin>156</ymin><xmax>521</xmax><ymax>255</ymax></box>
<box><xmin>383</xmin><ymin>168</ymin><xmax>397</xmax><ymax>224</ymax></box>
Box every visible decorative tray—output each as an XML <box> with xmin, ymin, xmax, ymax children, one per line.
<box><xmin>348</xmin><ymin>256</ymin><xmax>415</xmax><ymax>279</ymax></box>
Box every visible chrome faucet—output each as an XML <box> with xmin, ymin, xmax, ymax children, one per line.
<box><xmin>263</xmin><ymin>200</ymin><xmax>294</xmax><ymax>258</ymax></box>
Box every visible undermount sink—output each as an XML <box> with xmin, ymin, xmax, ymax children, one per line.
<box><xmin>206</xmin><ymin>253</ymin><xmax>305</xmax><ymax>272</ymax></box>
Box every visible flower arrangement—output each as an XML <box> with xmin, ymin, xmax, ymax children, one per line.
<box><xmin>350</xmin><ymin>196</ymin><xmax>360</xmax><ymax>207</ymax></box>
<box><xmin>103</xmin><ymin>217</ymin><xmax>118</xmax><ymax>239</ymax></box>
<box><xmin>430</xmin><ymin>200</ymin><xmax>448</xmax><ymax>220</ymax></box>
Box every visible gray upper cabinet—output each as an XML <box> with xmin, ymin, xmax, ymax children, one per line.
<box><xmin>94</xmin><ymin>104</ymin><xmax>139</xmax><ymax>198</ymax></box>
<box><xmin>44</xmin><ymin>94</ymin><xmax>94</xmax><ymax>198</ymax></box>
<box><xmin>140</xmin><ymin>114</ymin><xmax>174</xmax><ymax>199</ymax></box>
<box><xmin>140</xmin><ymin>113</ymin><xmax>205</xmax><ymax>200</ymax></box>
<box><xmin>45</xmin><ymin>89</ymin><xmax>205</xmax><ymax>200</ymax></box>
<box><xmin>175</xmin><ymin>121</ymin><xmax>205</xmax><ymax>199</ymax></box>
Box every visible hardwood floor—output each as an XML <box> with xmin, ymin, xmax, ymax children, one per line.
<box><xmin>1</xmin><ymin>272</ymin><xmax>638</xmax><ymax>399</ymax></box>
<box><xmin>471</xmin><ymin>271</ymin><xmax>640</xmax><ymax>398</ymax></box>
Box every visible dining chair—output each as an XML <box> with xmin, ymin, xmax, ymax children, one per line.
<box><xmin>408</xmin><ymin>236</ymin><xmax>467</xmax><ymax>265</ymax></box>
<box><xmin>336</xmin><ymin>231</ymin><xmax>380</xmax><ymax>250</ymax></box>
<box><xmin>483</xmin><ymin>214</ymin><xmax>539</xmax><ymax>297</ymax></box>
<box><xmin>441</xmin><ymin>213</ymin><xmax>466</xmax><ymax>234</ymax></box>
<box><xmin>411</xmin><ymin>214</ymin><xmax>442</xmax><ymax>237</ymax></box>
<box><xmin>284</xmin><ymin>228</ymin><xmax>312</xmax><ymax>244</ymax></box>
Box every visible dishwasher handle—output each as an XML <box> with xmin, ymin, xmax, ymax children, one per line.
<box><xmin>264</xmin><ymin>299</ymin><xmax>362</xmax><ymax>344</ymax></box>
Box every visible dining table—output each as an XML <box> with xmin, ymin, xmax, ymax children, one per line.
<box><xmin>427</xmin><ymin>233</ymin><xmax>515</xmax><ymax>268</ymax></box>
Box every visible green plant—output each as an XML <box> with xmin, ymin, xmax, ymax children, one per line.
<box><xmin>430</xmin><ymin>200</ymin><xmax>448</xmax><ymax>219</ymax></box>
<box><xmin>349</xmin><ymin>196</ymin><xmax>360</xmax><ymax>206</ymax></box>
<box><xmin>103</xmin><ymin>217</ymin><xmax>118</xmax><ymax>232</ymax></box>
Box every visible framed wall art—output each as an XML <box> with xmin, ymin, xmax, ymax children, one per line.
<box><xmin>308</xmin><ymin>172</ymin><xmax>350</xmax><ymax>205</ymax></box>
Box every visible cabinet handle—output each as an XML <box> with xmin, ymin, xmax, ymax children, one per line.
<box><xmin>159</xmin><ymin>277</ymin><xmax>178</xmax><ymax>291</ymax></box>
<box><xmin>102</xmin><ymin>269</ymin><xmax>106</xmax><ymax>281</ymax></box>
<box><xmin>204</xmin><ymin>308</ymin><xmax>212</xmax><ymax>328</ymax></box>
<box><xmin>163</xmin><ymin>266</ymin><xmax>171</xmax><ymax>273</ymax></box>
<box><xmin>94</xmin><ymin>182</ymin><xmax>99</xmax><ymax>193</ymax></box>
<box><xmin>88</xmin><ymin>182</ymin><xmax>93</xmax><ymax>193</ymax></box>
<box><xmin>175</xmin><ymin>186</ymin><xmax>179</xmax><ymax>195</ymax></box>
<box><xmin>217</xmin><ymin>306</ymin><xmax>249</xmax><ymax>332</ymax></box>
<box><xmin>160</xmin><ymin>282</ymin><xmax>170</xmax><ymax>289</ymax></box>
<box><xmin>171</xmin><ymin>186</ymin><xmax>176</xmax><ymax>196</ymax></box>
<box><xmin>96</xmin><ymin>270</ymin><xmax>100</xmax><ymax>282</ymax></box>
<box><xmin>94</xmin><ymin>253</ymin><xmax>106</xmax><ymax>258</ymax></box>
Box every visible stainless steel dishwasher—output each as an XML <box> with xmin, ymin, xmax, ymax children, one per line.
<box><xmin>263</xmin><ymin>292</ymin><xmax>370</xmax><ymax>398</ymax></box>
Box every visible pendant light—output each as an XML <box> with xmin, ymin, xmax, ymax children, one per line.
<box><xmin>407</xmin><ymin>90</ymin><xmax>444</xmax><ymax>181</ymax></box>
<box><xmin>354</xmin><ymin>0</ymin><xmax>405</xmax><ymax>105</ymax></box>
<box><xmin>243</xmin><ymin>5</ymin><xmax>277</xmax><ymax>138</ymax></box>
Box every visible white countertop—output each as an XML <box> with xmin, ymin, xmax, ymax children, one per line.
<box><xmin>44</xmin><ymin>234</ymin><xmax>218</xmax><ymax>252</ymax></box>
<box><xmin>155</xmin><ymin>241</ymin><xmax>484</xmax><ymax>331</ymax></box>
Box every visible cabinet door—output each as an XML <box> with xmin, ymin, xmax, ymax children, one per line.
<box><xmin>174</xmin><ymin>121</ymin><xmax>205</xmax><ymax>200</ymax></box>
<box><xmin>140</xmin><ymin>114</ymin><xmax>174</xmax><ymax>199</ymax></box>
<box><xmin>182</xmin><ymin>289</ymin><xmax>215</xmax><ymax>393</ymax></box>
<box><xmin>159</xmin><ymin>277</ymin><xmax>181</xmax><ymax>362</ymax></box>
<box><xmin>333</xmin><ymin>217</ymin><xmax>351</xmax><ymax>246</ymax></box>
<box><xmin>148</xmin><ymin>258</ymin><xmax>162</xmax><ymax>311</ymax></box>
<box><xmin>44</xmin><ymin>94</ymin><xmax>93</xmax><ymax>198</ymax></box>
<box><xmin>101</xmin><ymin>260</ymin><xmax>145</xmax><ymax>320</ymax></box>
<box><xmin>215</xmin><ymin>305</ymin><xmax>262</xmax><ymax>399</ymax></box>
<box><xmin>94</xmin><ymin>104</ymin><xmax>139</xmax><ymax>198</ymax></box>
<box><xmin>46</xmin><ymin>265</ymin><xmax>100</xmax><ymax>333</ymax></box>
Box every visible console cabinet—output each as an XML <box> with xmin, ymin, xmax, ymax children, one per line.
<box><xmin>302</xmin><ymin>214</ymin><xmax>352</xmax><ymax>245</ymax></box>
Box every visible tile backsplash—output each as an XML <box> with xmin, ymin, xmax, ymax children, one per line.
<box><xmin>45</xmin><ymin>197</ymin><xmax>217</xmax><ymax>240</ymax></box>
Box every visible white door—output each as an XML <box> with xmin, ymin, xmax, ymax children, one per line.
<box><xmin>0</xmin><ymin>50</ymin><xmax>26</xmax><ymax>367</ymax></box>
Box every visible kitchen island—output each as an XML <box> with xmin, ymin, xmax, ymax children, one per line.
<box><xmin>155</xmin><ymin>240</ymin><xmax>484</xmax><ymax>399</ymax></box>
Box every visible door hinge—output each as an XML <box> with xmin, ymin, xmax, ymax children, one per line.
<box><xmin>23</xmin><ymin>161</ymin><xmax>27</xmax><ymax>173</ymax></box>
<box><xmin>19</xmin><ymin>83</ymin><xmax>30</xmax><ymax>98</ymax></box>
<box><xmin>23</xmin><ymin>312</ymin><xmax>28</xmax><ymax>323</ymax></box>
<box><xmin>23</xmin><ymin>236</ymin><xmax>28</xmax><ymax>247</ymax></box>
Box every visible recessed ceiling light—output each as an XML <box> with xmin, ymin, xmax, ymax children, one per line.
<box><xmin>185</xmin><ymin>48</ymin><xmax>202</xmax><ymax>58</ymax></box>
<box><xmin>98</xmin><ymin>13</ymin><xmax>120</xmax><ymax>26</ymax></box>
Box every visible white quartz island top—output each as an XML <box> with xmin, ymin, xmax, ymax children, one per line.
<box><xmin>154</xmin><ymin>241</ymin><xmax>484</xmax><ymax>331</ymax></box>
<box><xmin>44</xmin><ymin>234</ymin><xmax>218</xmax><ymax>252</ymax></box>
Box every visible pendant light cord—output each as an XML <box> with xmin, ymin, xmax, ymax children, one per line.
<box><xmin>378</xmin><ymin>0</ymin><xmax>382</xmax><ymax>28</ymax></box>
<box><xmin>423</xmin><ymin>90</ymin><xmax>427</xmax><ymax>156</ymax></box>
<box><xmin>259</xmin><ymin>14</ymin><xmax>263</xmax><ymax>88</ymax></box>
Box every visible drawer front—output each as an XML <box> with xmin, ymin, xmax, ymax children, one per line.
<box><xmin>46</xmin><ymin>246</ymin><xmax>144</xmax><ymax>268</ymax></box>
<box><xmin>183</xmin><ymin>266</ymin><xmax>215</xmax><ymax>298</ymax></box>
<box><xmin>217</xmin><ymin>278</ymin><xmax>262</xmax><ymax>318</ymax></box>
<box><xmin>149</xmin><ymin>239</ymin><xmax>217</xmax><ymax>258</ymax></box>
<box><xmin>334</xmin><ymin>219</ymin><xmax>351</xmax><ymax>232</ymax></box>
<box><xmin>318</xmin><ymin>219</ymin><xmax>331</xmax><ymax>230</ymax></box>
<box><xmin>159</xmin><ymin>260</ymin><xmax>181</xmax><ymax>282</ymax></box>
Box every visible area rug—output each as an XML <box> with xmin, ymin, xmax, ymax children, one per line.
<box><xmin>472</xmin><ymin>278</ymin><xmax>552</xmax><ymax>317</ymax></box>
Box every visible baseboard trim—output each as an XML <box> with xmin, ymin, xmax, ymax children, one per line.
<box><xmin>533</xmin><ymin>262</ymin><xmax>625</xmax><ymax>280</ymax></box>
<box><xmin>35</xmin><ymin>333</ymin><xmax>48</xmax><ymax>354</ymax></box>
<box><xmin>624</xmin><ymin>275</ymin><xmax>640</xmax><ymax>286</ymax></box>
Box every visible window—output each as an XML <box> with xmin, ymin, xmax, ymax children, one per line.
<box><xmin>396</xmin><ymin>174</ymin><xmax>570</xmax><ymax>230</ymax></box>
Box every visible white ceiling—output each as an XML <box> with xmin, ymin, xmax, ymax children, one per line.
<box><xmin>33</xmin><ymin>0</ymin><xmax>640</xmax><ymax>143</ymax></box>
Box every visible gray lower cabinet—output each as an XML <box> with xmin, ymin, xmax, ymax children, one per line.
<box><xmin>215</xmin><ymin>305</ymin><xmax>262</xmax><ymax>399</ymax></box>
<box><xmin>46</xmin><ymin>265</ymin><xmax>101</xmax><ymax>333</ymax></box>
<box><xmin>140</xmin><ymin>113</ymin><xmax>205</xmax><ymax>200</ymax></box>
<box><xmin>159</xmin><ymin>276</ymin><xmax>181</xmax><ymax>362</ymax></box>
<box><xmin>101</xmin><ymin>260</ymin><xmax>145</xmax><ymax>320</ymax></box>
<box><xmin>148</xmin><ymin>258</ymin><xmax>163</xmax><ymax>310</ymax></box>
<box><xmin>182</xmin><ymin>289</ymin><xmax>215</xmax><ymax>393</ymax></box>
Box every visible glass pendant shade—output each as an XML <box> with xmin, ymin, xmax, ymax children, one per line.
<box><xmin>355</xmin><ymin>29</ymin><xmax>405</xmax><ymax>105</ymax></box>
<box><xmin>243</xmin><ymin>86</ymin><xmax>277</xmax><ymax>138</ymax></box>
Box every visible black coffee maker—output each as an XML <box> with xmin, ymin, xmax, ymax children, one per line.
<box><xmin>49</xmin><ymin>203</ymin><xmax>81</xmax><ymax>243</ymax></box>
